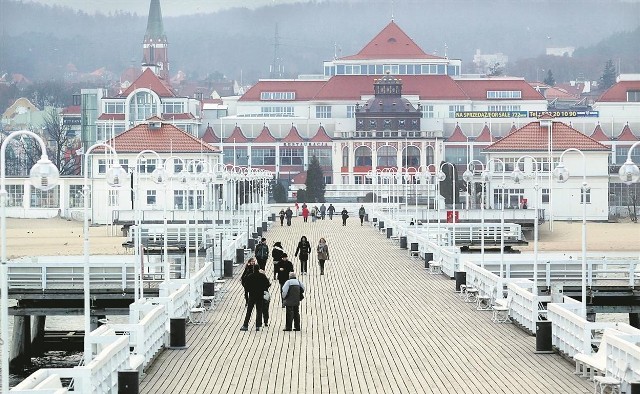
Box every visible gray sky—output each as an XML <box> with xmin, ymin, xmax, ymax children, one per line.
<box><xmin>22</xmin><ymin>0</ymin><xmax>312</xmax><ymax>16</ymax></box>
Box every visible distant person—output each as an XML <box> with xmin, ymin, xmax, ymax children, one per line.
<box><xmin>285</xmin><ymin>207</ymin><xmax>293</xmax><ymax>226</ymax></box>
<box><xmin>255</xmin><ymin>237</ymin><xmax>269</xmax><ymax>270</ymax></box>
<box><xmin>276</xmin><ymin>254</ymin><xmax>294</xmax><ymax>307</ymax></box>
<box><xmin>295</xmin><ymin>235</ymin><xmax>311</xmax><ymax>274</ymax></box>
<box><xmin>522</xmin><ymin>201</ymin><xmax>528</xmax><ymax>209</ymax></box>
<box><xmin>279</xmin><ymin>209</ymin><xmax>285</xmax><ymax>226</ymax></box>
<box><xmin>358</xmin><ymin>205</ymin><xmax>366</xmax><ymax>226</ymax></box>
<box><xmin>341</xmin><ymin>208</ymin><xmax>349</xmax><ymax>226</ymax></box>
<box><xmin>301</xmin><ymin>206</ymin><xmax>310</xmax><ymax>223</ymax></box>
<box><xmin>271</xmin><ymin>242</ymin><xmax>285</xmax><ymax>280</ymax></box>
<box><xmin>282</xmin><ymin>272</ymin><xmax>305</xmax><ymax>331</ymax></box>
<box><xmin>316</xmin><ymin>237</ymin><xmax>329</xmax><ymax>275</ymax></box>
<box><xmin>294</xmin><ymin>202</ymin><xmax>299</xmax><ymax>216</ymax></box>
<box><xmin>239</xmin><ymin>264</ymin><xmax>270</xmax><ymax>332</ymax></box>
<box><xmin>320</xmin><ymin>203</ymin><xmax>327</xmax><ymax>220</ymax></box>
<box><xmin>241</xmin><ymin>257</ymin><xmax>259</xmax><ymax>305</ymax></box>
<box><xmin>327</xmin><ymin>204</ymin><xmax>335</xmax><ymax>220</ymax></box>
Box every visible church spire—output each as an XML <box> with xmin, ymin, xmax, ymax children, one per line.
<box><xmin>142</xmin><ymin>0</ymin><xmax>169</xmax><ymax>80</ymax></box>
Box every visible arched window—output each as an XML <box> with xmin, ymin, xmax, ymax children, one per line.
<box><xmin>354</xmin><ymin>146</ymin><xmax>372</xmax><ymax>166</ymax></box>
<box><xmin>129</xmin><ymin>91</ymin><xmax>158</xmax><ymax>123</ymax></box>
<box><xmin>377</xmin><ymin>145</ymin><xmax>397</xmax><ymax>167</ymax></box>
<box><xmin>425</xmin><ymin>145</ymin><xmax>435</xmax><ymax>167</ymax></box>
<box><xmin>402</xmin><ymin>146</ymin><xmax>420</xmax><ymax>167</ymax></box>
<box><xmin>342</xmin><ymin>146</ymin><xmax>349</xmax><ymax>167</ymax></box>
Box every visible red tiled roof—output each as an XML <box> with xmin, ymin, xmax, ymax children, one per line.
<box><xmin>474</xmin><ymin>125</ymin><xmax>493</xmax><ymax>143</ymax></box>
<box><xmin>597</xmin><ymin>81</ymin><xmax>640</xmax><ymax>102</ymax></box>
<box><xmin>447</xmin><ymin>124</ymin><xmax>467</xmax><ymax>142</ymax></box>
<box><xmin>98</xmin><ymin>114</ymin><xmax>125</xmax><ymax>121</ymax></box>
<box><xmin>456</xmin><ymin>79</ymin><xmax>544</xmax><ymax>100</ymax></box>
<box><xmin>240</xmin><ymin>80</ymin><xmax>326</xmax><ymax>101</ymax></box>
<box><xmin>105</xmin><ymin>122</ymin><xmax>219</xmax><ymax>153</ymax></box>
<box><xmin>254</xmin><ymin>125</ymin><xmax>277</xmax><ymax>143</ymax></box>
<box><xmin>62</xmin><ymin>105</ymin><xmax>80</xmax><ymax>115</ymax></box>
<box><xmin>202</xmin><ymin>98</ymin><xmax>223</xmax><ymax>104</ymax></box>
<box><xmin>291</xmin><ymin>171</ymin><xmax>307</xmax><ymax>184</ymax></box>
<box><xmin>161</xmin><ymin>113</ymin><xmax>195</xmax><ymax>120</ymax></box>
<box><xmin>340</xmin><ymin>21</ymin><xmax>443</xmax><ymax>60</ymax></box>
<box><xmin>310</xmin><ymin>125</ymin><xmax>332</xmax><ymax>142</ymax></box>
<box><xmin>119</xmin><ymin>68</ymin><xmax>175</xmax><ymax>97</ymax></box>
<box><xmin>282</xmin><ymin>125</ymin><xmax>304</xmax><ymax>143</ymax></box>
<box><xmin>484</xmin><ymin>121</ymin><xmax>609</xmax><ymax>152</ymax></box>
<box><xmin>616</xmin><ymin>124</ymin><xmax>638</xmax><ymax>141</ymax></box>
<box><xmin>590</xmin><ymin>124</ymin><xmax>610</xmax><ymax>141</ymax></box>
<box><xmin>224</xmin><ymin>126</ymin><xmax>248</xmax><ymax>143</ymax></box>
<box><xmin>202</xmin><ymin>124</ymin><xmax>218</xmax><ymax>143</ymax></box>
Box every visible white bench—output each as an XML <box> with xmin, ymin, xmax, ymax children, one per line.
<box><xmin>428</xmin><ymin>260</ymin><xmax>442</xmax><ymax>275</ymax></box>
<box><xmin>491</xmin><ymin>295</ymin><xmax>511</xmax><ymax>323</ymax></box>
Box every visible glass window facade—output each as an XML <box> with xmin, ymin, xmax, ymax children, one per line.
<box><xmin>354</xmin><ymin>146</ymin><xmax>372</xmax><ymax>166</ymax></box>
<box><xmin>377</xmin><ymin>145</ymin><xmax>396</xmax><ymax>167</ymax></box>
<box><xmin>129</xmin><ymin>91</ymin><xmax>158</xmax><ymax>122</ymax></box>
<box><xmin>279</xmin><ymin>148</ymin><xmax>303</xmax><ymax>166</ymax></box>
<box><xmin>308</xmin><ymin>148</ymin><xmax>332</xmax><ymax>167</ymax></box>
<box><xmin>251</xmin><ymin>148</ymin><xmax>276</xmax><ymax>166</ymax></box>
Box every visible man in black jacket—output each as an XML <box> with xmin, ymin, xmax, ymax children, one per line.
<box><xmin>240</xmin><ymin>266</ymin><xmax>271</xmax><ymax>332</ymax></box>
<box><xmin>255</xmin><ymin>238</ymin><xmax>269</xmax><ymax>270</ymax></box>
<box><xmin>282</xmin><ymin>272</ymin><xmax>305</xmax><ymax>331</ymax></box>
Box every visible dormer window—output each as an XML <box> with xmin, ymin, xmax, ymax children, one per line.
<box><xmin>627</xmin><ymin>91</ymin><xmax>640</xmax><ymax>102</ymax></box>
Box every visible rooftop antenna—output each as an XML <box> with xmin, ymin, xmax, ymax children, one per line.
<box><xmin>391</xmin><ymin>0</ymin><xmax>395</xmax><ymax>21</ymax></box>
<box><xmin>270</xmin><ymin>23</ymin><xmax>282</xmax><ymax>78</ymax></box>
<box><xmin>444</xmin><ymin>43</ymin><xmax>448</xmax><ymax>58</ymax></box>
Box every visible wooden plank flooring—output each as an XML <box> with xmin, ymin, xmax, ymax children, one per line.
<box><xmin>140</xmin><ymin>217</ymin><xmax>592</xmax><ymax>394</ymax></box>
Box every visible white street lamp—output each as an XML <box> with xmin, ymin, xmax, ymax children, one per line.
<box><xmin>619</xmin><ymin>141</ymin><xmax>640</xmax><ymax>185</ymax></box>
<box><xmin>553</xmin><ymin>148</ymin><xmax>589</xmax><ymax>318</ymax></box>
<box><xmin>512</xmin><ymin>156</ymin><xmax>540</xmax><ymax>295</ymax></box>
<box><xmin>483</xmin><ymin>158</ymin><xmax>506</xmax><ymax>278</ymax></box>
<box><xmin>1</xmin><ymin>130</ymin><xmax>59</xmax><ymax>393</ymax></box>
<box><xmin>82</xmin><ymin>143</ymin><xmax>127</xmax><ymax>362</ymax></box>
<box><xmin>463</xmin><ymin>160</ymin><xmax>485</xmax><ymax>267</ymax></box>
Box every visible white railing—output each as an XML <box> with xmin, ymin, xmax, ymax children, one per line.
<box><xmin>605</xmin><ymin>333</ymin><xmax>640</xmax><ymax>393</ymax></box>
<box><xmin>507</xmin><ymin>281</ymin><xmax>551</xmax><ymax>333</ymax></box>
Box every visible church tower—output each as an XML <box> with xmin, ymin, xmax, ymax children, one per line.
<box><xmin>142</xmin><ymin>0</ymin><xmax>169</xmax><ymax>80</ymax></box>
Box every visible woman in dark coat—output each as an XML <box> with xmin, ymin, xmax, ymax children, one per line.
<box><xmin>276</xmin><ymin>254</ymin><xmax>294</xmax><ymax>307</ymax></box>
<box><xmin>294</xmin><ymin>236</ymin><xmax>312</xmax><ymax>274</ymax></box>
<box><xmin>271</xmin><ymin>241</ymin><xmax>285</xmax><ymax>280</ymax></box>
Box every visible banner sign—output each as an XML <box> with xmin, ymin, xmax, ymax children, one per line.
<box><xmin>455</xmin><ymin>110</ymin><xmax>600</xmax><ymax>119</ymax></box>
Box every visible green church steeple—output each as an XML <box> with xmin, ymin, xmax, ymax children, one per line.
<box><xmin>142</xmin><ymin>0</ymin><xmax>169</xmax><ymax>80</ymax></box>
<box><xmin>145</xmin><ymin>0</ymin><xmax>166</xmax><ymax>40</ymax></box>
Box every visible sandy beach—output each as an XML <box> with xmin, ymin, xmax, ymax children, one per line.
<box><xmin>2</xmin><ymin>216</ymin><xmax>639</xmax><ymax>259</ymax></box>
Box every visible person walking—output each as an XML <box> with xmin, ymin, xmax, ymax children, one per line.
<box><xmin>301</xmin><ymin>206</ymin><xmax>310</xmax><ymax>223</ymax></box>
<box><xmin>294</xmin><ymin>236</ymin><xmax>311</xmax><ymax>274</ymax></box>
<box><xmin>327</xmin><ymin>203</ymin><xmax>335</xmax><ymax>220</ymax></box>
<box><xmin>285</xmin><ymin>207</ymin><xmax>293</xmax><ymax>226</ymax></box>
<box><xmin>241</xmin><ymin>257</ymin><xmax>259</xmax><ymax>305</ymax></box>
<box><xmin>320</xmin><ymin>203</ymin><xmax>326</xmax><ymax>220</ymax></box>
<box><xmin>255</xmin><ymin>237</ymin><xmax>269</xmax><ymax>270</ymax></box>
<box><xmin>240</xmin><ymin>264</ymin><xmax>270</xmax><ymax>332</ymax></box>
<box><xmin>276</xmin><ymin>254</ymin><xmax>294</xmax><ymax>307</ymax></box>
<box><xmin>311</xmin><ymin>206</ymin><xmax>318</xmax><ymax>223</ymax></box>
<box><xmin>341</xmin><ymin>208</ymin><xmax>349</xmax><ymax>226</ymax></box>
<box><xmin>279</xmin><ymin>209</ymin><xmax>285</xmax><ymax>226</ymax></box>
<box><xmin>316</xmin><ymin>237</ymin><xmax>329</xmax><ymax>275</ymax></box>
<box><xmin>358</xmin><ymin>205</ymin><xmax>366</xmax><ymax>226</ymax></box>
<box><xmin>282</xmin><ymin>272</ymin><xmax>305</xmax><ymax>331</ymax></box>
<box><xmin>259</xmin><ymin>269</ymin><xmax>271</xmax><ymax>327</ymax></box>
<box><xmin>294</xmin><ymin>202</ymin><xmax>299</xmax><ymax>216</ymax></box>
<box><xmin>271</xmin><ymin>241</ymin><xmax>285</xmax><ymax>280</ymax></box>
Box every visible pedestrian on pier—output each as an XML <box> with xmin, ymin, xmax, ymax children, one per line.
<box><xmin>255</xmin><ymin>238</ymin><xmax>269</xmax><ymax>270</ymax></box>
<box><xmin>276</xmin><ymin>254</ymin><xmax>294</xmax><ymax>307</ymax></box>
<box><xmin>311</xmin><ymin>206</ymin><xmax>318</xmax><ymax>223</ymax></box>
<box><xmin>241</xmin><ymin>257</ymin><xmax>259</xmax><ymax>305</ymax></box>
<box><xmin>316</xmin><ymin>238</ymin><xmax>329</xmax><ymax>275</ymax></box>
<box><xmin>341</xmin><ymin>208</ymin><xmax>349</xmax><ymax>226</ymax></box>
<box><xmin>259</xmin><ymin>269</ymin><xmax>271</xmax><ymax>327</ymax></box>
<box><xmin>240</xmin><ymin>265</ymin><xmax>270</xmax><ymax>332</ymax></box>
<box><xmin>302</xmin><ymin>206</ymin><xmax>310</xmax><ymax>222</ymax></box>
<box><xmin>279</xmin><ymin>209</ymin><xmax>285</xmax><ymax>226</ymax></box>
<box><xmin>285</xmin><ymin>207</ymin><xmax>293</xmax><ymax>226</ymax></box>
<box><xmin>358</xmin><ymin>205</ymin><xmax>366</xmax><ymax>226</ymax></box>
<box><xmin>295</xmin><ymin>236</ymin><xmax>311</xmax><ymax>274</ymax></box>
<box><xmin>271</xmin><ymin>242</ymin><xmax>285</xmax><ymax>280</ymax></box>
<box><xmin>320</xmin><ymin>203</ymin><xmax>326</xmax><ymax>220</ymax></box>
<box><xmin>327</xmin><ymin>204</ymin><xmax>335</xmax><ymax>220</ymax></box>
<box><xmin>282</xmin><ymin>272</ymin><xmax>305</xmax><ymax>331</ymax></box>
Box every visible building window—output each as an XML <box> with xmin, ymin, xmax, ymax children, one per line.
<box><xmin>402</xmin><ymin>146</ymin><xmax>420</xmax><ymax>167</ymax></box>
<box><xmin>448</xmin><ymin>105</ymin><xmax>465</xmax><ymax>118</ymax></box>
<box><xmin>280</xmin><ymin>148</ymin><xmax>304</xmax><ymax>166</ymax></box>
<box><xmin>541</xmin><ymin>188</ymin><xmax>550</xmax><ymax>204</ymax></box>
<box><xmin>487</xmin><ymin>91</ymin><xmax>522</xmax><ymax>99</ymax></box>
<box><xmin>609</xmin><ymin>183</ymin><xmax>640</xmax><ymax>206</ymax></box>
<box><xmin>421</xmin><ymin>105</ymin><xmax>434</xmax><ymax>118</ymax></box>
<box><xmin>377</xmin><ymin>145</ymin><xmax>396</xmax><ymax>167</ymax></box>
<box><xmin>162</xmin><ymin>101</ymin><xmax>185</xmax><ymax>114</ymax></box>
<box><xmin>369</xmin><ymin>119</ymin><xmax>377</xmax><ymax>129</ymax></box>
<box><xmin>69</xmin><ymin>185</ymin><xmax>84</xmax><ymax>208</ymax></box>
<box><xmin>615</xmin><ymin>146</ymin><xmax>640</xmax><ymax>165</ymax></box>
<box><xmin>223</xmin><ymin>148</ymin><xmax>249</xmax><ymax>166</ymax></box>
<box><xmin>354</xmin><ymin>175</ymin><xmax>363</xmax><ymax>184</ymax></box>
<box><xmin>342</xmin><ymin>146</ymin><xmax>349</xmax><ymax>167</ymax></box>
<box><xmin>493</xmin><ymin>188</ymin><xmax>524</xmax><ymax>209</ymax></box>
<box><xmin>260</xmin><ymin>92</ymin><xmax>295</xmax><ymax>100</ymax></box>
<box><xmin>251</xmin><ymin>148</ymin><xmax>276</xmax><ymax>166</ymax></box>
<box><xmin>129</xmin><ymin>91</ymin><xmax>158</xmax><ymax>122</ymax></box>
<box><xmin>316</xmin><ymin>105</ymin><xmax>332</xmax><ymax>119</ymax></box>
<box><xmin>346</xmin><ymin>105</ymin><xmax>356</xmax><ymax>119</ymax></box>
<box><xmin>501</xmin><ymin>157</ymin><xmax>524</xmax><ymax>172</ymax></box>
<box><xmin>308</xmin><ymin>148</ymin><xmax>332</xmax><ymax>167</ymax></box>
<box><xmin>174</xmin><ymin>190</ymin><xmax>186</xmax><ymax>210</ymax></box>
<box><xmin>444</xmin><ymin>146</ymin><xmax>468</xmax><ymax>165</ymax></box>
<box><xmin>147</xmin><ymin>190</ymin><xmax>157</xmax><ymax>205</ymax></box>
<box><xmin>254</xmin><ymin>106</ymin><xmax>294</xmax><ymax>117</ymax></box>
<box><xmin>108</xmin><ymin>190</ymin><xmax>119</xmax><ymax>207</ymax></box>
<box><xmin>425</xmin><ymin>146</ymin><xmax>435</xmax><ymax>167</ymax></box>
<box><xmin>627</xmin><ymin>91</ymin><xmax>640</xmax><ymax>102</ymax></box>
<box><xmin>104</xmin><ymin>102</ymin><xmax>125</xmax><ymax>114</ymax></box>
<box><xmin>354</xmin><ymin>146</ymin><xmax>372</xmax><ymax>166</ymax></box>
<box><xmin>6</xmin><ymin>185</ymin><xmax>24</xmax><ymax>207</ymax></box>
<box><xmin>581</xmin><ymin>189</ymin><xmax>591</xmax><ymax>204</ymax></box>
<box><xmin>30</xmin><ymin>186</ymin><xmax>59</xmax><ymax>208</ymax></box>
<box><xmin>137</xmin><ymin>158</ymin><xmax>157</xmax><ymax>173</ymax></box>
<box><xmin>488</xmin><ymin>105</ymin><xmax>521</xmax><ymax>111</ymax></box>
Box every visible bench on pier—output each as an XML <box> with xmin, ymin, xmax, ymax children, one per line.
<box><xmin>573</xmin><ymin>329</ymin><xmax>628</xmax><ymax>392</ymax></box>
<box><xmin>491</xmin><ymin>295</ymin><xmax>511</xmax><ymax>323</ymax></box>
<box><xmin>428</xmin><ymin>260</ymin><xmax>442</xmax><ymax>275</ymax></box>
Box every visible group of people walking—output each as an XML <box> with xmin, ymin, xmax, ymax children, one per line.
<box><xmin>278</xmin><ymin>203</ymin><xmax>364</xmax><ymax>227</ymax></box>
<box><xmin>240</xmin><ymin>236</ymin><xmax>329</xmax><ymax>332</ymax></box>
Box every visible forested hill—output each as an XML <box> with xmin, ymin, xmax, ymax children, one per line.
<box><xmin>1</xmin><ymin>0</ymin><xmax>639</xmax><ymax>83</ymax></box>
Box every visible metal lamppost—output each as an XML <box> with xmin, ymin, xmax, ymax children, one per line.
<box><xmin>1</xmin><ymin>130</ymin><xmax>59</xmax><ymax>393</ymax></box>
<box><xmin>463</xmin><ymin>160</ymin><xmax>485</xmax><ymax>267</ymax></box>
<box><xmin>512</xmin><ymin>156</ymin><xmax>540</xmax><ymax>295</ymax></box>
<box><xmin>483</xmin><ymin>158</ymin><xmax>506</xmax><ymax>277</ymax></box>
<box><xmin>82</xmin><ymin>143</ymin><xmax>127</xmax><ymax>362</ymax></box>
<box><xmin>553</xmin><ymin>148</ymin><xmax>589</xmax><ymax>318</ymax></box>
<box><xmin>438</xmin><ymin>162</ymin><xmax>456</xmax><ymax>248</ymax></box>
<box><xmin>618</xmin><ymin>141</ymin><xmax>640</xmax><ymax>185</ymax></box>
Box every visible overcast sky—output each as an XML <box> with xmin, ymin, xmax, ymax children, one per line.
<box><xmin>21</xmin><ymin>0</ymin><xmax>313</xmax><ymax>16</ymax></box>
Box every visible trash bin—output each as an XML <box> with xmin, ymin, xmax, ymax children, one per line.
<box><xmin>454</xmin><ymin>271</ymin><xmax>466</xmax><ymax>292</ymax></box>
<box><xmin>379</xmin><ymin>221</ymin><xmax>384</xmax><ymax>230</ymax></box>
<box><xmin>262</xmin><ymin>221</ymin><xmax>267</xmax><ymax>231</ymax></box>
<box><xmin>364</xmin><ymin>214</ymin><xmax>369</xmax><ymax>222</ymax></box>
<box><xmin>386</xmin><ymin>227</ymin><xmax>392</xmax><ymax>238</ymax></box>
<box><xmin>270</xmin><ymin>213</ymin><xmax>276</xmax><ymax>222</ymax></box>
<box><xmin>630</xmin><ymin>382</ymin><xmax>640</xmax><ymax>394</ymax></box>
<box><xmin>372</xmin><ymin>217</ymin><xmax>377</xmax><ymax>223</ymax></box>
<box><xmin>169</xmin><ymin>318</ymin><xmax>187</xmax><ymax>348</ymax></box>
<box><xmin>410</xmin><ymin>243</ymin><xmax>418</xmax><ymax>254</ymax></box>
<box><xmin>224</xmin><ymin>260</ymin><xmax>233</xmax><ymax>278</ymax></box>
<box><xmin>248</xmin><ymin>238</ymin><xmax>256</xmax><ymax>251</ymax></box>
<box><xmin>400</xmin><ymin>236</ymin><xmax>407</xmax><ymax>249</ymax></box>
<box><xmin>118</xmin><ymin>370</ymin><xmax>139</xmax><ymax>394</ymax></box>
<box><xmin>424</xmin><ymin>252</ymin><xmax>433</xmax><ymax>266</ymax></box>
<box><xmin>257</xmin><ymin>227</ymin><xmax>263</xmax><ymax>236</ymax></box>
<box><xmin>236</xmin><ymin>248</ymin><xmax>245</xmax><ymax>265</ymax></box>
<box><xmin>535</xmin><ymin>320</ymin><xmax>553</xmax><ymax>352</ymax></box>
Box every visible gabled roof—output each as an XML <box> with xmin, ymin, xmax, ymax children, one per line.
<box><xmin>340</xmin><ymin>21</ymin><xmax>443</xmax><ymax>60</ymax></box>
<box><xmin>62</xmin><ymin>105</ymin><xmax>80</xmax><ymax>115</ymax></box>
<box><xmin>597</xmin><ymin>80</ymin><xmax>640</xmax><ymax>102</ymax></box>
<box><xmin>254</xmin><ymin>125</ymin><xmax>277</xmax><ymax>143</ymax></box>
<box><xmin>98</xmin><ymin>114</ymin><xmax>125</xmax><ymax>121</ymax></box>
<box><xmin>202</xmin><ymin>124</ymin><xmax>218</xmax><ymax>144</ymax></box>
<box><xmin>447</xmin><ymin>124</ymin><xmax>467</xmax><ymax>142</ymax></box>
<box><xmin>119</xmin><ymin>68</ymin><xmax>175</xmax><ymax>98</ymax></box>
<box><xmin>105</xmin><ymin>121</ymin><xmax>219</xmax><ymax>154</ymax></box>
<box><xmin>456</xmin><ymin>79</ymin><xmax>544</xmax><ymax>100</ymax></box>
<box><xmin>310</xmin><ymin>125</ymin><xmax>332</xmax><ymax>143</ymax></box>
<box><xmin>224</xmin><ymin>126</ymin><xmax>249</xmax><ymax>143</ymax></box>
<box><xmin>474</xmin><ymin>125</ymin><xmax>493</xmax><ymax>143</ymax></box>
<box><xmin>240</xmin><ymin>80</ymin><xmax>325</xmax><ymax>101</ymax></box>
<box><xmin>161</xmin><ymin>113</ymin><xmax>194</xmax><ymax>120</ymax></box>
<box><xmin>590</xmin><ymin>124</ymin><xmax>610</xmax><ymax>141</ymax></box>
<box><xmin>282</xmin><ymin>125</ymin><xmax>304</xmax><ymax>143</ymax></box>
<box><xmin>615</xmin><ymin>124</ymin><xmax>638</xmax><ymax>141</ymax></box>
<box><xmin>484</xmin><ymin>121</ymin><xmax>609</xmax><ymax>152</ymax></box>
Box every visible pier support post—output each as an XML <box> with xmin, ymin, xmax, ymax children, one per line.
<box><xmin>11</xmin><ymin>315</ymin><xmax>31</xmax><ymax>366</ymax></box>
<box><xmin>32</xmin><ymin>315</ymin><xmax>45</xmax><ymax>349</ymax></box>
<box><xmin>630</xmin><ymin>313</ymin><xmax>640</xmax><ymax>329</ymax></box>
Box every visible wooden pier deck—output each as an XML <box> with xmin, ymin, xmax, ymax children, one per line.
<box><xmin>140</xmin><ymin>217</ymin><xmax>592</xmax><ymax>394</ymax></box>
